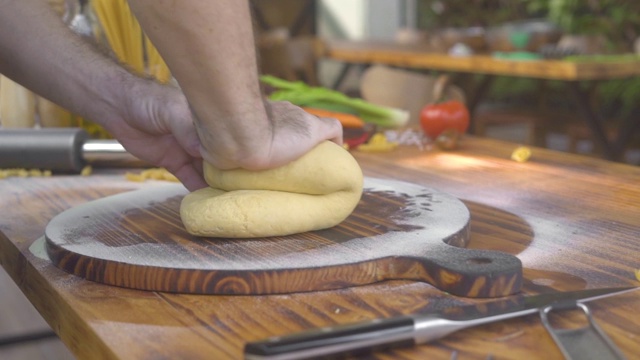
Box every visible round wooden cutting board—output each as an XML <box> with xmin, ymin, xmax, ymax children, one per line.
<box><xmin>45</xmin><ymin>178</ymin><xmax>522</xmax><ymax>298</ymax></box>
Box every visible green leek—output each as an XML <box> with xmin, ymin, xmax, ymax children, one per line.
<box><xmin>261</xmin><ymin>75</ymin><xmax>409</xmax><ymax>128</ymax></box>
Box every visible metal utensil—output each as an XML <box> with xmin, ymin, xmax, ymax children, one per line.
<box><xmin>541</xmin><ymin>301</ymin><xmax>627</xmax><ymax>360</ymax></box>
<box><xmin>244</xmin><ymin>287</ymin><xmax>637</xmax><ymax>360</ymax></box>
<box><xmin>0</xmin><ymin>128</ymin><xmax>146</xmax><ymax>172</ymax></box>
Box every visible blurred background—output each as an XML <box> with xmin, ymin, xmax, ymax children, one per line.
<box><xmin>256</xmin><ymin>0</ymin><xmax>640</xmax><ymax>163</ymax></box>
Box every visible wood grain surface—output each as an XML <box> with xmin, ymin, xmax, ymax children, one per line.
<box><xmin>324</xmin><ymin>40</ymin><xmax>640</xmax><ymax>81</ymax></box>
<box><xmin>44</xmin><ymin>178</ymin><xmax>521</xmax><ymax>297</ymax></box>
<box><xmin>1</xmin><ymin>137</ymin><xmax>639</xmax><ymax>360</ymax></box>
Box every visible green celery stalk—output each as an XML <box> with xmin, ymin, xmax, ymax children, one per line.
<box><xmin>261</xmin><ymin>75</ymin><xmax>409</xmax><ymax>128</ymax></box>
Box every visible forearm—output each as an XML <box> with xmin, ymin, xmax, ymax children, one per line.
<box><xmin>127</xmin><ymin>0</ymin><xmax>273</xmax><ymax>169</ymax></box>
<box><xmin>0</xmin><ymin>0</ymin><xmax>136</xmax><ymax>129</ymax></box>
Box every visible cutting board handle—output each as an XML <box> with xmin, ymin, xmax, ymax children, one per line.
<box><xmin>379</xmin><ymin>247</ymin><xmax>522</xmax><ymax>297</ymax></box>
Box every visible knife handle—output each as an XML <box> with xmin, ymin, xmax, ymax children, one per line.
<box><xmin>244</xmin><ymin>314</ymin><xmax>468</xmax><ymax>360</ymax></box>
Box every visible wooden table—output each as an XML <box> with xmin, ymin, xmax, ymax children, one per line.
<box><xmin>324</xmin><ymin>40</ymin><xmax>640</xmax><ymax>162</ymax></box>
<box><xmin>1</xmin><ymin>137</ymin><xmax>639</xmax><ymax>359</ymax></box>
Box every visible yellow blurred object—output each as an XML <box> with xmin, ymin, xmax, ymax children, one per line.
<box><xmin>635</xmin><ymin>269</ymin><xmax>640</xmax><ymax>282</ymax></box>
<box><xmin>91</xmin><ymin>0</ymin><xmax>171</xmax><ymax>82</ymax></box>
<box><xmin>37</xmin><ymin>96</ymin><xmax>74</xmax><ymax>127</ymax></box>
<box><xmin>357</xmin><ymin>133</ymin><xmax>398</xmax><ymax>152</ymax></box>
<box><xmin>511</xmin><ymin>146</ymin><xmax>532</xmax><ymax>162</ymax></box>
<box><xmin>125</xmin><ymin>168</ymin><xmax>179</xmax><ymax>183</ymax></box>
<box><xmin>80</xmin><ymin>165</ymin><xmax>93</xmax><ymax>176</ymax></box>
<box><xmin>125</xmin><ymin>172</ymin><xmax>145</xmax><ymax>182</ymax></box>
<box><xmin>0</xmin><ymin>76</ymin><xmax>36</xmax><ymax>128</ymax></box>
<box><xmin>47</xmin><ymin>0</ymin><xmax>66</xmax><ymax>16</ymax></box>
<box><xmin>53</xmin><ymin>0</ymin><xmax>172</xmax><ymax>138</ymax></box>
<box><xmin>92</xmin><ymin>0</ymin><xmax>143</xmax><ymax>73</ymax></box>
<box><xmin>145</xmin><ymin>35</ymin><xmax>172</xmax><ymax>84</ymax></box>
<box><xmin>0</xmin><ymin>168</ymin><xmax>52</xmax><ymax>179</ymax></box>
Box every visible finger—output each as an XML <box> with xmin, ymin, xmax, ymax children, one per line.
<box><xmin>162</xmin><ymin>150</ymin><xmax>207</xmax><ymax>191</ymax></box>
<box><xmin>197</xmin><ymin>143</ymin><xmax>240</xmax><ymax>171</ymax></box>
<box><xmin>179</xmin><ymin>129</ymin><xmax>203</xmax><ymax>158</ymax></box>
<box><xmin>166</xmin><ymin>111</ymin><xmax>203</xmax><ymax>158</ymax></box>
<box><xmin>315</xmin><ymin>116</ymin><xmax>343</xmax><ymax>145</ymax></box>
<box><xmin>173</xmin><ymin>162</ymin><xmax>208</xmax><ymax>191</ymax></box>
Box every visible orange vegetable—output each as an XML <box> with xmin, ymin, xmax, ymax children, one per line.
<box><xmin>301</xmin><ymin>107</ymin><xmax>365</xmax><ymax>128</ymax></box>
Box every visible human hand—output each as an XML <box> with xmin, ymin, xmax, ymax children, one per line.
<box><xmin>127</xmin><ymin>1</ymin><xmax>341</xmax><ymax>174</ymax></box>
<box><xmin>196</xmin><ymin>100</ymin><xmax>343</xmax><ymax>171</ymax></box>
<box><xmin>101</xmin><ymin>79</ymin><xmax>207</xmax><ymax>191</ymax></box>
<box><xmin>260</xmin><ymin>100</ymin><xmax>344</xmax><ymax>167</ymax></box>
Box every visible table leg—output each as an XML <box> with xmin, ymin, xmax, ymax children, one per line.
<box><xmin>466</xmin><ymin>75</ymin><xmax>495</xmax><ymax>134</ymax></box>
<box><xmin>611</xmin><ymin>113</ymin><xmax>640</xmax><ymax>163</ymax></box>
<box><xmin>289</xmin><ymin>0</ymin><xmax>316</xmax><ymax>37</ymax></box>
<box><xmin>0</xmin><ymin>330</ymin><xmax>57</xmax><ymax>347</ymax></box>
<box><xmin>566</xmin><ymin>82</ymin><xmax>617</xmax><ymax>160</ymax></box>
<box><xmin>249</xmin><ymin>0</ymin><xmax>272</xmax><ymax>31</ymax></box>
<box><xmin>331</xmin><ymin>63</ymin><xmax>353</xmax><ymax>90</ymax></box>
<box><xmin>250</xmin><ymin>0</ymin><xmax>316</xmax><ymax>35</ymax></box>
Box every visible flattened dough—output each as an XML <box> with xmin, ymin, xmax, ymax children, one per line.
<box><xmin>180</xmin><ymin>141</ymin><xmax>363</xmax><ymax>238</ymax></box>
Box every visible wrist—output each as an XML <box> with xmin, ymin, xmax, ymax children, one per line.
<box><xmin>194</xmin><ymin>97</ymin><xmax>274</xmax><ymax>170</ymax></box>
<box><xmin>84</xmin><ymin>69</ymin><xmax>135</xmax><ymax>133</ymax></box>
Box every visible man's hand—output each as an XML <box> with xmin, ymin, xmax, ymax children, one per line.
<box><xmin>103</xmin><ymin>82</ymin><xmax>342</xmax><ymax>191</ymax></box>
<box><xmin>1</xmin><ymin>0</ymin><xmax>341</xmax><ymax>192</ymax></box>
<box><xmin>260</xmin><ymin>100</ymin><xmax>343</xmax><ymax>169</ymax></box>
<box><xmin>128</xmin><ymin>0</ymin><xmax>342</xmax><ymax>176</ymax></box>
<box><xmin>196</xmin><ymin>100</ymin><xmax>342</xmax><ymax>171</ymax></box>
<box><xmin>102</xmin><ymin>79</ymin><xmax>208</xmax><ymax>191</ymax></box>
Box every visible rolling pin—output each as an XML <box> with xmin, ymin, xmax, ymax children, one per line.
<box><xmin>0</xmin><ymin>128</ymin><xmax>147</xmax><ymax>172</ymax></box>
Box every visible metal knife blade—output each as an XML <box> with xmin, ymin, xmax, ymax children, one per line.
<box><xmin>244</xmin><ymin>287</ymin><xmax>637</xmax><ymax>360</ymax></box>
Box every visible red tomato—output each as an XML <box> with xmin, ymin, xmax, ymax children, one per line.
<box><xmin>419</xmin><ymin>100</ymin><xmax>470</xmax><ymax>140</ymax></box>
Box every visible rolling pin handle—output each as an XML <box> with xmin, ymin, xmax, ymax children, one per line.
<box><xmin>0</xmin><ymin>128</ymin><xmax>88</xmax><ymax>172</ymax></box>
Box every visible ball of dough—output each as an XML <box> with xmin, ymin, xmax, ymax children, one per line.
<box><xmin>180</xmin><ymin>141</ymin><xmax>363</xmax><ymax>238</ymax></box>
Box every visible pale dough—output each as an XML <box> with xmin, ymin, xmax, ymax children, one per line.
<box><xmin>180</xmin><ymin>141</ymin><xmax>364</xmax><ymax>238</ymax></box>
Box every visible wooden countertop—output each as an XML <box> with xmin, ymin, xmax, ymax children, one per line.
<box><xmin>1</xmin><ymin>136</ymin><xmax>639</xmax><ymax>359</ymax></box>
<box><xmin>324</xmin><ymin>40</ymin><xmax>640</xmax><ymax>81</ymax></box>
